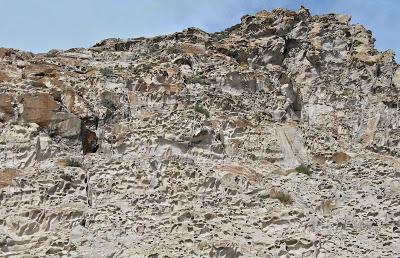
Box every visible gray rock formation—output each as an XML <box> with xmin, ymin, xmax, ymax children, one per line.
<box><xmin>0</xmin><ymin>7</ymin><xmax>399</xmax><ymax>257</ymax></box>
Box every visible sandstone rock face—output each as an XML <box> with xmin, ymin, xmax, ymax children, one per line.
<box><xmin>21</xmin><ymin>93</ymin><xmax>60</xmax><ymax>126</ymax></box>
<box><xmin>0</xmin><ymin>7</ymin><xmax>399</xmax><ymax>257</ymax></box>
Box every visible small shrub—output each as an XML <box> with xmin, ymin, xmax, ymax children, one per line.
<box><xmin>248</xmin><ymin>153</ymin><xmax>257</xmax><ymax>161</ymax></box>
<box><xmin>295</xmin><ymin>164</ymin><xmax>312</xmax><ymax>176</ymax></box>
<box><xmin>101</xmin><ymin>99</ymin><xmax>117</xmax><ymax>111</ymax></box>
<box><xmin>65</xmin><ymin>158</ymin><xmax>82</xmax><ymax>167</ymax></box>
<box><xmin>141</xmin><ymin>64</ymin><xmax>153</xmax><ymax>72</ymax></box>
<box><xmin>46</xmin><ymin>49</ymin><xmax>60</xmax><ymax>57</ymax></box>
<box><xmin>147</xmin><ymin>45</ymin><xmax>159</xmax><ymax>53</ymax></box>
<box><xmin>185</xmin><ymin>76</ymin><xmax>206</xmax><ymax>85</ymax></box>
<box><xmin>166</xmin><ymin>47</ymin><xmax>182</xmax><ymax>55</ymax></box>
<box><xmin>270</xmin><ymin>191</ymin><xmax>293</xmax><ymax>205</ymax></box>
<box><xmin>213</xmin><ymin>33</ymin><xmax>225</xmax><ymax>41</ymax></box>
<box><xmin>100</xmin><ymin>67</ymin><xmax>113</xmax><ymax>77</ymax></box>
<box><xmin>194</xmin><ymin>103</ymin><xmax>210</xmax><ymax>118</ymax></box>
<box><xmin>240</xmin><ymin>62</ymin><xmax>249</xmax><ymax>69</ymax></box>
<box><xmin>132</xmin><ymin>63</ymin><xmax>153</xmax><ymax>73</ymax></box>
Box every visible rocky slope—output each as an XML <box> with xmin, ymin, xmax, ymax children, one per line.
<box><xmin>1</xmin><ymin>6</ymin><xmax>400</xmax><ymax>257</ymax></box>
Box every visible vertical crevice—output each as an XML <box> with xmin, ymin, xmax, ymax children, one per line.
<box><xmin>81</xmin><ymin>117</ymin><xmax>99</xmax><ymax>155</ymax></box>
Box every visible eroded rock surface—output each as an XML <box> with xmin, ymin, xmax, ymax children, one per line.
<box><xmin>0</xmin><ymin>7</ymin><xmax>399</xmax><ymax>257</ymax></box>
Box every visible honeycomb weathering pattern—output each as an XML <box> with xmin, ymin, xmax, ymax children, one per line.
<box><xmin>0</xmin><ymin>6</ymin><xmax>400</xmax><ymax>257</ymax></box>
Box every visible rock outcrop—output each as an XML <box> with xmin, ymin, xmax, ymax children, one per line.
<box><xmin>0</xmin><ymin>7</ymin><xmax>399</xmax><ymax>257</ymax></box>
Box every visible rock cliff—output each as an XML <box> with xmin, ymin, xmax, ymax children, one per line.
<box><xmin>0</xmin><ymin>7</ymin><xmax>399</xmax><ymax>257</ymax></box>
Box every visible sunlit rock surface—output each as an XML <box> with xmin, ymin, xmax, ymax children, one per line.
<box><xmin>0</xmin><ymin>7</ymin><xmax>399</xmax><ymax>257</ymax></box>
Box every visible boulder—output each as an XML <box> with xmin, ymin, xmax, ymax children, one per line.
<box><xmin>50</xmin><ymin>113</ymin><xmax>81</xmax><ymax>138</ymax></box>
<box><xmin>21</xmin><ymin>93</ymin><xmax>81</xmax><ymax>138</ymax></box>
<box><xmin>21</xmin><ymin>93</ymin><xmax>59</xmax><ymax>127</ymax></box>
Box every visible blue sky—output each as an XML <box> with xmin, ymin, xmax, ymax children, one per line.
<box><xmin>0</xmin><ymin>0</ymin><xmax>398</xmax><ymax>62</ymax></box>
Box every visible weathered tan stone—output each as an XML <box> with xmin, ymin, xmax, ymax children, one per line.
<box><xmin>0</xmin><ymin>94</ymin><xmax>14</xmax><ymax>121</ymax></box>
<box><xmin>180</xmin><ymin>43</ymin><xmax>206</xmax><ymax>55</ymax></box>
<box><xmin>0</xmin><ymin>6</ymin><xmax>398</xmax><ymax>257</ymax></box>
<box><xmin>21</xmin><ymin>93</ymin><xmax>59</xmax><ymax>127</ymax></box>
<box><xmin>0</xmin><ymin>48</ymin><xmax>13</xmax><ymax>59</ymax></box>
<box><xmin>23</xmin><ymin>63</ymin><xmax>59</xmax><ymax>78</ymax></box>
<box><xmin>0</xmin><ymin>168</ymin><xmax>21</xmax><ymax>189</ymax></box>
<box><xmin>50</xmin><ymin>113</ymin><xmax>81</xmax><ymax>138</ymax></box>
<box><xmin>332</xmin><ymin>152</ymin><xmax>351</xmax><ymax>164</ymax></box>
<box><xmin>0</xmin><ymin>71</ymin><xmax>11</xmax><ymax>82</ymax></box>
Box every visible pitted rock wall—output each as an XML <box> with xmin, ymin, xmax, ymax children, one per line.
<box><xmin>0</xmin><ymin>7</ymin><xmax>399</xmax><ymax>257</ymax></box>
